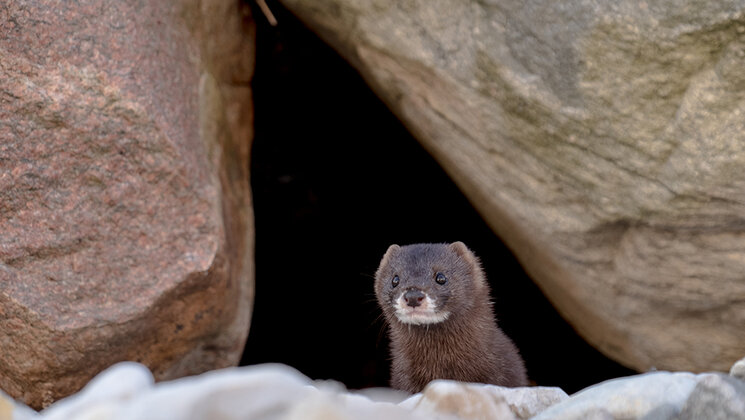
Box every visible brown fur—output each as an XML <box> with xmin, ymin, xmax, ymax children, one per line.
<box><xmin>374</xmin><ymin>242</ymin><xmax>528</xmax><ymax>393</ymax></box>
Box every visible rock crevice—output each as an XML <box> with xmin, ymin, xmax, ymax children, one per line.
<box><xmin>279</xmin><ymin>0</ymin><xmax>745</xmax><ymax>373</ymax></box>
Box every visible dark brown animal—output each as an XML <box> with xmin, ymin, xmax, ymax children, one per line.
<box><xmin>374</xmin><ymin>242</ymin><xmax>528</xmax><ymax>393</ymax></box>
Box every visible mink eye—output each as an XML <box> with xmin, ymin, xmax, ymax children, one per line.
<box><xmin>391</xmin><ymin>275</ymin><xmax>400</xmax><ymax>287</ymax></box>
<box><xmin>435</xmin><ymin>272</ymin><xmax>447</xmax><ymax>285</ymax></box>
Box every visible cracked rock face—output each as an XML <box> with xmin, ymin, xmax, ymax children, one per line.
<box><xmin>0</xmin><ymin>0</ymin><xmax>254</xmax><ymax>408</ymax></box>
<box><xmin>279</xmin><ymin>0</ymin><xmax>745</xmax><ymax>372</ymax></box>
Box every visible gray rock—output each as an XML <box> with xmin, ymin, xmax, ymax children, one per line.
<box><xmin>20</xmin><ymin>362</ymin><xmax>443</xmax><ymax>420</ymax></box>
<box><xmin>119</xmin><ymin>364</ymin><xmax>316</xmax><ymax>420</ymax></box>
<box><xmin>477</xmin><ymin>383</ymin><xmax>568</xmax><ymax>419</ymax></box>
<box><xmin>531</xmin><ymin>372</ymin><xmax>698</xmax><ymax>420</ymax></box>
<box><xmin>278</xmin><ymin>0</ymin><xmax>745</xmax><ymax>373</ymax></box>
<box><xmin>353</xmin><ymin>387</ymin><xmax>412</xmax><ymax>404</ymax></box>
<box><xmin>412</xmin><ymin>381</ymin><xmax>517</xmax><ymax>420</ymax></box>
<box><xmin>23</xmin><ymin>363</ymin><xmax>745</xmax><ymax>420</ymax></box>
<box><xmin>730</xmin><ymin>356</ymin><xmax>745</xmax><ymax>381</ymax></box>
<box><xmin>675</xmin><ymin>373</ymin><xmax>745</xmax><ymax>420</ymax></box>
<box><xmin>579</xmin><ymin>408</ymin><xmax>614</xmax><ymax>420</ymax></box>
<box><xmin>411</xmin><ymin>380</ymin><xmax>567</xmax><ymax>420</ymax></box>
<box><xmin>41</xmin><ymin>363</ymin><xmax>154</xmax><ymax>420</ymax></box>
<box><xmin>286</xmin><ymin>387</ymin><xmax>436</xmax><ymax>420</ymax></box>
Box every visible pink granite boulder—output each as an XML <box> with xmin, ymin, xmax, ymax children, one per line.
<box><xmin>0</xmin><ymin>0</ymin><xmax>255</xmax><ymax>408</ymax></box>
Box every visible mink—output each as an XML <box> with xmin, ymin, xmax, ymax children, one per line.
<box><xmin>374</xmin><ymin>242</ymin><xmax>528</xmax><ymax>393</ymax></box>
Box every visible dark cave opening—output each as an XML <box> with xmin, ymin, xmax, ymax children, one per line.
<box><xmin>240</xmin><ymin>1</ymin><xmax>636</xmax><ymax>394</ymax></box>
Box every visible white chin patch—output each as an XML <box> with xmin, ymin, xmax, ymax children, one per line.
<box><xmin>393</xmin><ymin>293</ymin><xmax>450</xmax><ymax>325</ymax></box>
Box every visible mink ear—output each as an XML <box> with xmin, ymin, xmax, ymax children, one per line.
<box><xmin>450</xmin><ymin>241</ymin><xmax>470</xmax><ymax>255</ymax></box>
<box><xmin>379</xmin><ymin>244</ymin><xmax>401</xmax><ymax>266</ymax></box>
<box><xmin>450</xmin><ymin>241</ymin><xmax>477</xmax><ymax>264</ymax></box>
<box><xmin>450</xmin><ymin>241</ymin><xmax>486</xmax><ymax>285</ymax></box>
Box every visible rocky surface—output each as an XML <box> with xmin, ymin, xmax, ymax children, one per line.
<box><xmin>278</xmin><ymin>0</ymin><xmax>745</xmax><ymax>374</ymax></box>
<box><xmin>532</xmin><ymin>372</ymin><xmax>698</xmax><ymax>420</ymax></box>
<box><xmin>730</xmin><ymin>356</ymin><xmax>745</xmax><ymax>381</ymax></box>
<box><xmin>405</xmin><ymin>380</ymin><xmax>569</xmax><ymax>420</ymax></box>
<box><xmin>2</xmin><ymin>358</ymin><xmax>745</xmax><ymax>420</ymax></box>
<box><xmin>2</xmin><ymin>362</ymin><xmax>565</xmax><ymax>420</ymax></box>
<box><xmin>37</xmin><ymin>362</ymin><xmax>430</xmax><ymax>420</ymax></box>
<box><xmin>676</xmin><ymin>373</ymin><xmax>745</xmax><ymax>420</ymax></box>
<box><xmin>0</xmin><ymin>0</ymin><xmax>254</xmax><ymax>408</ymax></box>
<box><xmin>533</xmin><ymin>369</ymin><xmax>745</xmax><ymax>420</ymax></box>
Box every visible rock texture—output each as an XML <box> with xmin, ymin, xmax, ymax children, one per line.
<box><xmin>676</xmin><ymin>373</ymin><xmax>745</xmax><ymax>420</ymax></box>
<box><xmin>39</xmin><ymin>363</ymin><xmax>433</xmax><ymax>420</ymax></box>
<box><xmin>11</xmin><ymin>362</ymin><xmax>568</xmax><ymax>420</ymax></box>
<box><xmin>408</xmin><ymin>380</ymin><xmax>568</xmax><ymax>420</ymax></box>
<box><xmin>532</xmin><ymin>367</ymin><xmax>745</xmax><ymax>420</ymax></box>
<box><xmin>532</xmin><ymin>372</ymin><xmax>698</xmax><ymax>420</ymax></box>
<box><xmin>730</xmin><ymin>356</ymin><xmax>745</xmax><ymax>381</ymax></box>
<box><xmin>5</xmin><ymin>359</ymin><xmax>745</xmax><ymax>420</ymax></box>
<box><xmin>278</xmin><ymin>0</ymin><xmax>745</xmax><ymax>372</ymax></box>
<box><xmin>0</xmin><ymin>0</ymin><xmax>254</xmax><ymax>408</ymax></box>
<box><xmin>411</xmin><ymin>382</ymin><xmax>518</xmax><ymax>420</ymax></box>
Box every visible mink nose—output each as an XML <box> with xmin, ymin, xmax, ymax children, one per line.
<box><xmin>404</xmin><ymin>290</ymin><xmax>426</xmax><ymax>307</ymax></box>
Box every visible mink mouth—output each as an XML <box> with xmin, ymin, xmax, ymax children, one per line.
<box><xmin>392</xmin><ymin>292</ymin><xmax>450</xmax><ymax>325</ymax></box>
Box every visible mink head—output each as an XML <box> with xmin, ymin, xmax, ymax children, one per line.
<box><xmin>374</xmin><ymin>242</ymin><xmax>488</xmax><ymax>326</ymax></box>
